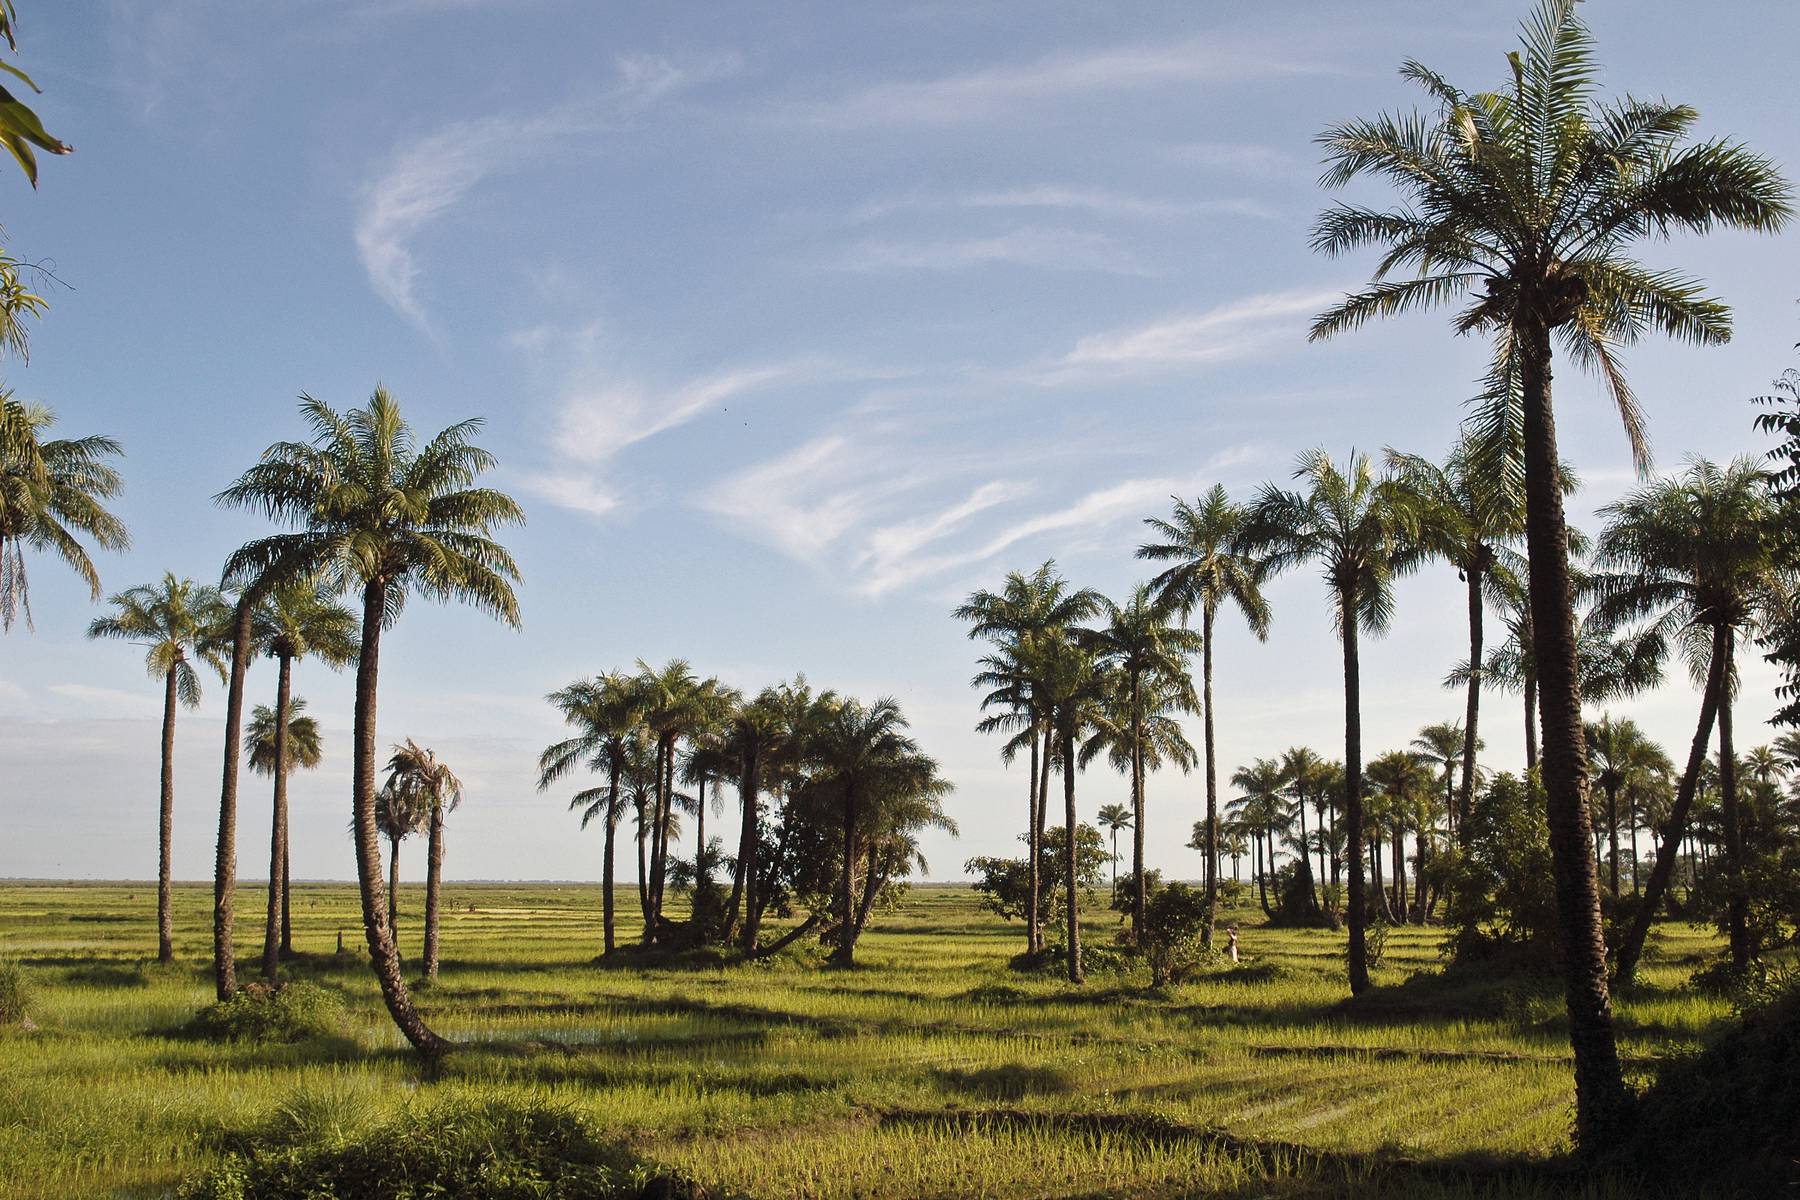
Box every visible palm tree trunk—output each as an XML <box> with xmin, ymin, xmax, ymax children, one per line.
<box><xmin>1034</xmin><ymin>726</ymin><xmax>1051</xmax><ymax>952</ymax></box>
<box><xmin>352</xmin><ymin>578</ymin><xmax>446</xmax><ymax>1057</ymax></box>
<box><xmin>832</xmin><ymin>779</ymin><xmax>857</xmax><ymax>965</ymax></box>
<box><xmin>423</xmin><ymin>799</ymin><xmax>444</xmax><ymax>981</ymax></box>
<box><xmin>1297</xmin><ymin>790</ymin><xmax>1315</xmax><ymax>912</ymax></box>
<box><xmin>1606</xmin><ymin>784</ymin><xmax>1621</xmax><ymax>897</ymax></box>
<box><xmin>1255</xmin><ymin>832</ymin><xmax>1272</xmax><ymax>917</ymax></box>
<box><xmin>636</xmin><ymin>799</ymin><xmax>650</xmax><ymax>929</ymax></box>
<box><xmin>1025</xmin><ymin>724</ymin><xmax>1041</xmax><ymax>954</ymax></box>
<box><xmin>1130</xmin><ymin>671</ymin><xmax>1146</xmax><ymax>938</ymax></box>
<box><xmin>604</xmin><ymin>754</ymin><xmax>620</xmax><ymax>955</ymax></box>
<box><xmin>1392</xmin><ymin>827</ymin><xmax>1406</xmax><ymax>920</ymax></box>
<box><xmin>1519</xmin><ymin>317</ymin><xmax>1625</xmax><ymax>1147</ymax></box>
<box><xmin>158</xmin><ymin>663</ymin><xmax>178</xmax><ymax>964</ymax></box>
<box><xmin>212</xmin><ymin>595</ymin><xmax>258</xmax><ymax>1001</ymax></box>
<box><xmin>1524</xmin><ymin>672</ymin><xmax>1538</xmax><ymax>774</ymax></box>
<box><xmin>281</xmin><ymin>841</ymin><xmax>293</xmax><ymax>957</ymax></box>
<box><xmin>1342</xmin><ymin>587</ymin><xmax>1368</xmax><ymax>994</ymax></box>
<box><xmin>734</xmin><ymin>746</ymin><xmax>758</xmax><ymax>954</ymax></box>
<box><xmin>1062</xmin><ymin>729</ymin><xmax>1082</xmax><ymax>985</ymax></box>
<box><xmin>1202</xmin><ymin>604</ymin><xmax>1219</xmax><ymax>942</ymax></box>
<box><xmin>261</xmin><ymin>654</ymin><xmax>293</xmax><ymax>982</ymax></box>
<box><xmin>387</xmin><ymin>833</ymin><xmax>401</xmax><ymax>936</ymax></box>
<box><xmin>1459</xmin><ymin>560</ymin><xmax>1484</xmax><ymax>842</ymax></box>
<box><xmin>1614</xmin><ymin>629</ymin><xmax>1727</xmax><ymax>986</ymax></box>
<box><xmin>695</xmin><ymin>770</ymin><xmax>706</xmax><ymax>874</ymax></box>
<box><xmin>1719</xmin><ymin>630</ymin><xmax>1748</xmax><ymax>969</ymax></box>
<box><xmin>1413</xmin><ymin>824</ymin><xmax>1428</xmax><ymax>925</ymax></box>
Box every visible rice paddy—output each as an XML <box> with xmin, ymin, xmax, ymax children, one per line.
<box><xmin>0</xmin><ymin>882</ymin><xmax>1732</xmax><ymax>1198</ymax></box>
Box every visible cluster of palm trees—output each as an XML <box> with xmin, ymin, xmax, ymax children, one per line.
<box><xmin>538</xmin><ymin>665</ymin><xmax>953</xmax><ymax>967</ymax></box>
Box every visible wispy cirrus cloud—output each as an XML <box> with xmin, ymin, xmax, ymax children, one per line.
<box><xmin>851</xmin><ymin>185</ymin><xmax>1276</xmax><ymax>224</ymax></box>
<box><xmin>1163</xmin><ymin>141</ymin><xmax>1302</xmax><ymax>177</ymax></box>
<box><xmin>808</xmin><ymin>36</ymin><xmax>1333</xmax><ymax>126</ymax></box>
<box><xmin>354</xmin><ymin>54</ymin><xmax>736</xmax><ymax>332</ymax></box>
<box><xmin>834</xmin><ymin>226</ymin><xmax>1152</xmax><ymax>275</ymax></box>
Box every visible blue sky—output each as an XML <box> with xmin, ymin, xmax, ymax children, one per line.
<box><xmin>2</xmin><ymin>1</ymin><xmax>1797</xmax><ymax>883</ymax></box>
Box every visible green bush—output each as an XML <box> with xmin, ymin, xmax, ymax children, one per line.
<box><xmin>178</xmin><ymin>1099</ymin><xmax>654</xmax><ymax>1200</ymax></box>
<box><xmin>0</xmin><ymin>959</ymin><xmax>29</xmax><ymax>1023</ymax></box>
<box><xmin>1139</xmin><ymin>882</ymin><xmax>1215</xmax><ymax>986</ymax></box>
<box><xmin>183</xmin><ymin>982</ymin><xmax>347</xmax><ymax>1045</ymax></box>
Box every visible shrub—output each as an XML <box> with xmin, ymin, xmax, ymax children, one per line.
<box><xmin>178</xmin><ymin>1099</ymin><xmax>654</xmax><ymax>1200</ymax></box>
<box><xmin>1442</xmin><ymin>773</ymin><xmax>1558</xmax><ymax>964</ymax></box>
<box><xmin>1139</xmin><ymin>882</ymin><xmax>1214</xmax><ymax>986</ymax></box>
<box><xmin>183</xmin><ymin>982</ymin><xmax>347</xmax><ymax>1045</ymax></box>
<box><xmin>0</xmin><ymin>959</ymin><xmax>29</xmax><ymax>1024</ymax></box>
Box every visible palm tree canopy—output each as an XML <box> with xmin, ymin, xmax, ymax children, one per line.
<box><xmin>246</xmin><ymin>697</ymin><xmax>324</xmax><ymax>776</ymax></box>
<box><xmin>216</xmin><ymin>387</ymin><xmax>523</xmax><ymax>624</ymax></box>
<box><xmin>374</xmin><ymin>780</ymin><xmax>430</xmax><ymax>843</ymax></box>
<box><xmin>1138</xmin><ymin>484</ymin><xmax>1272</xmax><ymax>638</ymax></box>
<box><xmin>1311</xmin><ymin>0</ymin><xmax>1792</xmax><ymax>472</ymax></box>
<box><xmin>251</xmin><ymin>578</ymin><xmax>359</xmax><ymax>667</ymax></box>
<box><xmin>1095</xmin><ymin>802</ymin><xmax>1133</xmax><ymax>834</ymax></box>
<box><xmin>385</xmin><ymin>738</ymin><xmax>465</xmax><ymax>816</ymax></box>
<box><xmin>1</xmin><ymin>394</ymin><xmax>129</xmax><ymax>629</ymax></box>
<box><xmin>86</xmin><ymin>572</ymin><xmax>231</xmax><ymax>707</ymax></box>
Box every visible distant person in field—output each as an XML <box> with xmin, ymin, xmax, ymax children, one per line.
<box><xmin>1227</xmin><ymin>925</ymin><xmax>1239</xmax><ymax>964</ymax></box>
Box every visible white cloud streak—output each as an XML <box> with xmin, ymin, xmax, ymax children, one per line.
<box><xmin>836</xmin><ymin>226</ymin><xmax>1151</xmax><ymax>275</ymax></box>
<box><xmin>851</xmin><ymin>186</ymin><xmax>1276</xmax><ymax>224</ymax></box>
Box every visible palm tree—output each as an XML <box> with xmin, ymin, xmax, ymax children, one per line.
<box><xmin>245</xmin><ymin>697</ymin><xmax>325</xmax><ymax>979</ymax></box>
<box><xmin>385</xmin><ymin>740</ymin><xmax>464</xmax><ymax>982</ymax></box>
<box><xmin>373</xmin><ymin>779</ymin><xmax>428</xmax><ymax>940</ymax></box>
<box><xmin>1139</xmin><ymin>486</ymin><xmax>1270</xmax><ymax>938</ymax></box>
<box><xmin>1591</xmin><ymin>459</ymin><xmax>1791</xmax><ymax>981</ymax></box>
<box><xmin>249</xmin><ymin>579</ymin><xmax>357</xmax><ymax>980</ymax></box>
<box><xmin>806</xmin><ymin>697</ymin><xmax>929</xmax><ymax>966</ymax></box>
<box><xmin>539</xmin><ymin>670</ymin><xmax>644</xmax><ymax>956</ymax></box>
<box><xmin>1246</xmin><ymin>449</ymin><xmax>1421</xmax><ymax>991</ymax></box>
<box><xmin>1309</xmin><ymin>0</ymin><xmax>1792</xmax><ymax>1145</ymax></box>
<box><xmin>217</xmin><ymin>388</ymin><xmax>522</xmax><ymax>1056</ymax></box>
<box><xmin>844</xmin><ymin>751</ymin><xmax>956</xmax><ymax>946</ymax></box>
<box><xmin>1365</xmin><ymin>750</ymin><xmax>1435</xmax><ymax>922</ymax></box>
<box><xmin>1035</xmin><ymin>635</ymin><xmax>1109</xmax><ymax>983</ymax></box>
<box><xmin>1280</xmin><ymin>746</ymin><xmax>1331</xmax><ymax>914</ymax></box>
<box><xmin>1086</xmin><ymin>584</ymin><xmax>1202</xmax><ymax>936</ymax></box>
<box><xmin>1228</xmin><ymin>758</ymin><xmax>1288</xmax><ymax>918</ymax></box>
<box><xmin>1</xmin><ymin>396</ymin><xmax>128</xmax><ymax>631</ymax></box>
<box><xmin>1389</xmin><ymin>442</ymin><xmax>1521</xmax><ymax>834</ymax></box>
<box><xmin>1584</xmin><ymin>716</ymin><xmax>1667</xmax><ymax>899</ymax></box>
<box><xmin>633</xmin><ymin>660</ymin><xmax>729</xmax><ymax>940</ymax></box>
<box><xmin>958</xmin><ymin>562</ymin><xmax>1101</xmax><ymax>952</ymax></box>
<box><xmin>87</xmin><ymin>573</ymin><xmax>229</xmax><ymax>963</ymax></box>
<box><xmin>1411</xmin><ymin>721</ymin><xmax>1470</xmax><ymax>844</ymax></box>
<box><xmin>1095</xmin><ymin>803</ymin><xmax>1132</xmax><ymax>902</ymax></box>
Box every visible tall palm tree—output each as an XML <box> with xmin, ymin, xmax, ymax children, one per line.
<box><xmin>1084</xmin><ymin>672</ymin><xmax>1195</xmax><ymax>909</ymax></box>
<box><xmin>1246</xmin><ymin>449</ymin><xmax>1421</xmax><ymax>991</ymax></box>
<box><xmin>87</xmin><ymin>573</ymin><xmax>229</xmax><ymax>963</ymax></box>
<box><xmin>1280</xmin><ymin>746</ymin><xmax>1331</xmax><ymax>913</ymax></box>
<box><xmin>1411</xmin><ymin>721</ymin><xmax>1470</xmax><ymax>844</ymax></box>
<box><xmin>634</xmin><ymin>660</ymin><xmax>728</xmax><ymax>940</ymax></box>
<box><xmin>1095</xmin><ymin>802</ymin><xmax>1132</xmax><ymax>902</ymax></box>
<box><xmin>249</xmin><ymin>579</ymin><xmax>357</xmax><ymax>979</ymax></box>
<box><xmin>958</xmin><ymin>562</ymin><xmax>1101</xmax><ymax>953</ymax></box>
<box><xmin>217</xmin><ymin>388</ymin><xmax>522</xmax><ymax>1056</ymax></box>
<box><xmin>385</xmin><ymin>740</ymin><xmax>464</xmax><ymax>982</ymax></box>
<box><xmin>1139</xmin><ymin>486</ymin><xmax>1270</xmax><ymax>938</ymax></box>
<box><xmin>1309</xmin><ymin>0</ymin><xmax>1792</xmax><ymax>1145</ymax></box>
<box><xmin>245</xmin><ymin>697</ymin><xmax>325</xmax><ymax>979</ymax></box>
<box><xmin>1584</xmin><ymin>716</ymin><xmax>1666</xmax><ymax>898</ymax></box>
<box><xmin>538</xmin><ymin>670</ymin><xmax>644</xmax><ymax>956</ymax></box>
<box><xmin>844</xmin><ymin>751</ymin><xmax>956</xmax><ymax>945</ymax></box>
<box><xmin>1366</xmin><ymin>750</ymin><xmax>1435</xmax><ymax>923</ymax></box>
<box><xmin>1035</xmin><ymin>634</ymin><xmax>1108</xmax><ymax>984</ymax></box>
<box><xmin>1389</xmin><ymin>442</ymin><xmax>1521</xmax><ymax>834</ymax></box>
<box><xmin>1086</xmin><ymin>584</ymin><xmax>1202</xmax><ymax>936</ymax></box>
<box><xmin>1592</xmin><ymin>459</ymin><xmax>1791</xmax><ymax>981</ymax></box>
<box><xmin>1228</xmin><ymin>758</ymin><xmax>1288</xmax><ymax>918</ymax></box>
<box><xmin>0</xmin><ymin>395</ymin><xmax>128</xmax><ymax>631</ymax></box>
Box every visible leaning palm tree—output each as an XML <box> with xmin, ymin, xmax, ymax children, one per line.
<box><xmin>538</xmin><ymin>670</ymin><xmax>644</xmax><ymax>956</ymax></box>
<box><xmin>386</xmin><ymin>739</ymin><xmax>464</xmax><ymax>982</ymax></box>
<box><xmin>0</xmin><ymin>395</ymin><xmax>128</xmax><ymax>631</ymax></box>
<box><xmin>1590</xmin><ymin>458</ymin><xmax>1791</xmax><ymax>982</ymax></box>
<box><xmin>1085</xmin><ymin>584</ymin><xmax>1201</xmax><ymax>936</ymax></box>
<box><xmin>1309</xmin><ymin>0</ymin><xmax>1792</xmax><ymax>1145</ymax></box>
<box><xmin>1095</xmin><ymin>802</ymin><xmax>1133</xmax><ymax>902</ymax></box>
<box><xmin>249</xmin><ymin>579</ymin><xmax>357</xmax><ymax>979</ymax></box>
<box><xmin>1246</xmin><ymin>449</ymin><xmax>1422</xmax><ymax>992</ymax></box>
<box><xmin>958</xmin><ymin>562</ymin><xmax>1102</xmax><ymax>953</ymax></box>
<box><xmin>245</xmin><ymin>697</ymin><xmax>325</xmax><ymax>979</ymax></box>
<box><xmin>1139</xmin><ymin>486</ymin><xmax>1270</xmax><ymax>938</ymax></box>
<box><xmin>217</xmin><ymin>388</ymin><xmax>523</xmax><ymax>1056</ymax></box>
<box><xmin>87</xmin><ymin>573</ymin><xmax>229</xmax><ymax>962</ymax></box>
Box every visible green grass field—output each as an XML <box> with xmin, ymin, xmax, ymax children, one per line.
<box><xmin>0</xmin><ymin>882</ymin><xmax>1732</xmax><ymax>1199</ymax></box>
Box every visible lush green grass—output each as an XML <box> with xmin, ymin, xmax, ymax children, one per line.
<box><xmin>0</xmin><ymin>881</ymin><xmax>1733</xmax><ymax>1198</ymax></box>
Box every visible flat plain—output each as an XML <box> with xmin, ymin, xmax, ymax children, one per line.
<box><xmin>0</xmin><ymin>881</ymin><xmax>1729</xmax><ymax>1199</ymax></box>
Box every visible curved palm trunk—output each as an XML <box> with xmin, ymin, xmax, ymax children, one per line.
<box><xmin>831</xmin><ymin>778</ymin><xmax>858</xmax><ymax>966</ymax></box>
<box><xmin>1459</xmin><ymin>561</ymin><xmax>1484</xmax><ymax>842</ymax></box>
<box><xmin>602</xmin><ymin>759</ymin><xmax>620</xmax><ymax>956</ymax></box>
<box><xmin>1034</xmin><ymin>728</ymin><xmax>1051</xmax><ymax>952</ymax></box>
<box><xmin>1201</xmin><ymin>605</ymin><xmax>1219</xmax><ymax>942</ymax></box>
<box><xmin>352</xmin><ymin>579</ymin><xmax>446</xmax><ymax>1057</ymax></box>
<box><xmin>1342</xmin><ymin>589</ymin><xmax>1369</xmax><ymax>994</ymax></box>
<box><xmin>1130</xmin><ymin>671</ymin><xmax>1147</xmax><ymax>938</ymax></box>
<box><xmin>1519</xmin><ymin>320</ymin><xmax>1625</xmax><ymax>1147</ymax></box>
<box><xmin>1719</xmin><ymin>630</ymin><xmax>1748</xmax><ymax>969</ymax></box>
<box><xmin>157</xmin><ymin>663</ymin><xmax>179</xmax><ymax>964</ymax></box>
<box><xmin>731</xmin><ymin>745</ymin><xmax>756</xmax><ymax>953</ymax></box>
<box><xmin>261</xmin><ymin>654</ymin><xmax>293</xmax><ymax>982</ymax></box>
<box><xmin>1025</xmin><ymin>726</ymin><xmax>1041</xmax><ymax>953</ymax></box>
<box><xmin>1062</xmin><ymin>729</ymin><xmax>1082</xmax><ymax>985</ymax></box>
<box><xmin>423</xmin><ymin>800</ymin><xmax>444</xmax><ymax>981</ymax></box>
<box><xmin>213</xmin><ymin>596</ymin><xmax>257</xmax><ymax>1001</ymax></box>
